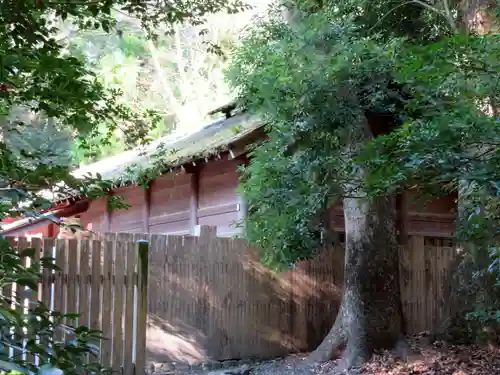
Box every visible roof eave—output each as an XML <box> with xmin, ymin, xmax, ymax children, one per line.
<box><xmin>0</xmin><ymin>200</ymin><xmax>90</xmax><ymax>236</ymax></box>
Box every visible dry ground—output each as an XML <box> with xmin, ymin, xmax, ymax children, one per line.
<box><xmin>186</xmin><ymin>334</ymin><xmax>500</xmax><ymax>375</ymax></box>
<box><xmin>248</xmin><ymin>335</ymin><xmax>500</xmax><ymax>374</ymax></box>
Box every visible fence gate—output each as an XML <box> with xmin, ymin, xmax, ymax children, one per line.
<box><xmin>4</xmin><ymin>234</ymin><xmax>148</xmax><ymax>375</ymax></box>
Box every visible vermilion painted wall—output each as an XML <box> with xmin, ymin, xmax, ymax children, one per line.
<box><xmin>329</xmin><ymin>190</ymin><xmax>457</xmax><ymax>237</ymax></box>
<box><xmin>7</xmin><ymin>154</ymin><xmax>456</xmax><ymax>239</ymax></box>
<box><xmin>197</xmin><ymin>157</ymin><xmax>242</xmax><ymax>236</ymax></box>
<box><xmin>80</xmin><ymin>156</ymin><xmax>246</xmax><ymax>237</ymax></box>
<box><xmin>148</xmin><ymin>172</ymin><xmax>192</xmax><ymax>235</ymax></box>
<box><xmin>80</xmin><ymin>154</ymin><xmax>457</xmax><ymax>239</ymax></box>
<box><xmin>80</xmin><ymin>197</ymin><xmax>108</xmax><ymax>233</ymax></box>
<box><xmin>1</xmin><ymin>217</ymin><xmax>59</xmax><ymax>238</ymax></box>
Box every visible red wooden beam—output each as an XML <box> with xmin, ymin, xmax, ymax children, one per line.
<box><xmin>189</xmin><ymin>171</ymin><xmax>199</xmax><ymax>234</ymax></box>
<box><xmin>142</xmin><ymin>185</ymin><xmax>151</xmax><ymax>234</ymax></box>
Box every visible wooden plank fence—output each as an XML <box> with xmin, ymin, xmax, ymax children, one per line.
<box><xmin>3</xmin><ymin>227</ymin><xmax>460</xmax><ymax>371</ymax></box>
<box><xmin>3</xmin><ymin>234</ymin><xmax>148</xmax><ymax>375</ymax></box>
<box><xmin>141</xmin><ymin>227</ymin><xmax>459</xmax><ymax>366</ymax></box>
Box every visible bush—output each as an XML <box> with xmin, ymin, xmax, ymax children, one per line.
<box><xmin>443</xmin><ymin>252</ymin><xmax>500</xmax><ymax>345</ymax></box>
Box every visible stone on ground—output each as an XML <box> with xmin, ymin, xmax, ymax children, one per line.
<box><xmin>207</xmin><ymin>363</ymin><xmax>251</xmax><ymax>375</ymax></box>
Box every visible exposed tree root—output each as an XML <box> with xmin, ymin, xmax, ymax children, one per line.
<box><xmin>308</xmin><ymin>303</ymin><xmax>409</xmax><ymax>371</ymax></box>
<box><xmin>307</xmin><ymin>310</ymin><xmax>346</xmax><ymax>363</ymax></box>
<box><xmin>310</xmin><ymin>336</ymin><xmax>414</xmax><ymax>372</ymax></box>
<box><xmin>342</xmin><ymin>322</ymin><xmax>371</xmax><ymax>369</ymax></box>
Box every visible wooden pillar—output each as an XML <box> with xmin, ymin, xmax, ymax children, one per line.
<box><xmin>103</xmin><ymin>195</ymin><xmax>112</xmax><ymax>232</ymax></box>
<box><xmin>47</xmin><ymin>222</ymin><xmax>57</xmax><ymax>239</ymax></box>
<box><xmin>142</xmin><ymin>185</ymin><xmax>151</xmax><ymax>234</ymax></box>
<box><xmin>189</xmin><ymin>171</ymin><xmax>199</xmax><ymax>234</ymax></box>
<box><xmin>237</xmin><ymin>192</ymin><xmax>247</xmax><ymax>234</ymax></box>
<box><xmin>396</xmin><ymin>191</ymin><xmax>409</xmax><ymax>245</ymax></box>
<box><xmin>236</xmin><ymin>159</ymin><xmax>248</xmax><ymax>234</ymax></box>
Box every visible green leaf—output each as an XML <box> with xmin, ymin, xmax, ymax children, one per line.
<box><xmin>0</xmin><ymin>307</ymin><xmax>23</xmax><ymax>323</ymax></box>
<box><xmin>40</xmin><ymin>259</ymin><xmax>60</xmax><ymax>271</ymax></box>
<box><xmin>0</xmin><ymin>360</ymin><xmax>33</xmax><ymax>375</ymax></box>
<box><xmin>20</xmin><ymin>247</ymin><xmax>37</xmax><ymax>258</ymax></box>
<box><xmin>16</xmin><ymin>278</ymin><xmax>38</xmax><ymax>291</ymax></box>
<box><xmin>38</xmin><ymin>365</ymin><xmax>63</xmax><ymax>375</ymax></box>
<box><xmin>63</xmin><ymin>313</ymin><xmax>80</xmax><ymax>320</ymax></box>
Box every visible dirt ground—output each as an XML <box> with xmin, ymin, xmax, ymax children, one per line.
<box><xmin>185</xmin><ymin>334</ymin><xmax>500</xmax><ymax>374</ymax></box>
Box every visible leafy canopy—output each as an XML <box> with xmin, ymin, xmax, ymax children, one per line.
<box><xmin>227</xmin><ymin>2</ymin><xmax>500</xmax><ymax>270</ymax></box>
<box><xmin>227</xmin><ymin>8</ymin><xmax>405</xmax><ymax>268</ymax></box>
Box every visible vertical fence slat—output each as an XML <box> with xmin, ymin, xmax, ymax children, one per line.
<box><xmin>16</xmin><ymin>237</ymin><xmax>29</xmax><ymax>360</ymax></box>
<box><xmin>53</xmin><ymin>239</ymin><xmax>66</xmax><ymax>342</ymax></box>
<box><xmin>41</xmin><ymin>239</ymin><xmax>55</xmax><ymax>310</ymax></box>
<box><xmin>147</xmin><ymin>235</ymin><xmax>161</xmax><ymax>321</ymax></box>
<box><xmin>136</xmin><ymin>239</ymin><xmax>149</xmax><ymax>375</ymax></box>
<box><xmin>413</xmin><ymin>236</ymin><xmax>425</xmax><ymax>333</ymax></box>
<box><xmin>78</xmin><ymin>240</ymin><xmax>90</xmax><ymax>328</ymax></box>
<box><xmin>112</xmin><ymin>238</ymin><xmax>125</xmax><ymax>371</ymax></box>
<box><xmin>28</xmin><ymin>237</ymin><xmax>42</xmax><ymax>364</ymax></box>
<box><xmin>41</xmin><ymin>238</ymin><xmax>54</xmax><ymax>367</ymax></box>
<box><xmin>89</xmin><ymin>240</ymin><xmax>102</xmax><ymax>357</ymax></box>
<box><xmin>101</xmin><ymin>240</ymin><xmax>114</xmax><ymax>366</ymax></box>
<box><xmin>133</xmin><ymin>233</ymin><xmax>148</xmax><ymax>373</ymax></box>
<box><xmin>32</xmin><ymin>237</ymin><xmax>42</xmax><ymax>302</ymax></box>
<box><xmin>432</xmin><ymin>245</ymin><xmax>440</xmax><ymax>330</ymax></box>
<box><xmin>147</xmin><ymin>234</ymin><xmax>165</xmax><ymax>371</ymax></box>
<box><xmin>164</xmin><ymin>236</ymin><xmax>174</xmax><ymax>332</ymax></box>
<box><xmin>66</xmin><ymin>239</ymin><xmax>79</xmax><ymax>341</ymax></box>
<box><xmin>2</xmin><ymin>237</ymin><xmax>17</xmax><ymax>357</ymax></box>
<box><xmin>123</xmin><ymin>241</ymin><xmax>136</xmax><ymax>375</ymax></box>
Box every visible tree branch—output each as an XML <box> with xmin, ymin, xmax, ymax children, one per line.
<box><xmin>369</xmin><ymin>0</ymin><xmax>457</xmax><ymax>34</ymax></box>
<box><xmin>442</xmin><ymin>0</ymin><xmax>459</xmax><ymax>33</ymax></box>
<box><xmin>146</xmin><ymin>39</ymin><xmax>181</xmax><ymax>114</ymax></box>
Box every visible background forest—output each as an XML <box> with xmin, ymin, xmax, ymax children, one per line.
<box><xmin>7</xmin><ymin>2</ymin><xmax>270</xmax><ymax>168</ymax></box>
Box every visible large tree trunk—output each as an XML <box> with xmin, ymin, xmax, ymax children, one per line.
<box><xmin>308</xmin><ymin>119</ymin><xmax>405</xmax><ymax>369</ymax></box>
<box><xmin>308</xmin><ymin>193</ymin><xmax>404</xmax><ymax>368</ymax></box>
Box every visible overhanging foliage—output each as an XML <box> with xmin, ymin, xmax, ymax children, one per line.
<box><xmin>227</xmin><ymin>3</ymin><xmax>500</xmax><ymax>272</ymax></box>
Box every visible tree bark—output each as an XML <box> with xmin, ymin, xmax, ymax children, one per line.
<box><xmin>308</xmin><ymin>119</ymin><xmax>405</xmax><ymax>369</ymax></box>
<box><xmin>459</xmin><ymin>0</ymin><xmax>498</xmax><ymax>34</ymax></box>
